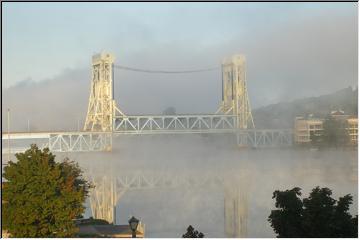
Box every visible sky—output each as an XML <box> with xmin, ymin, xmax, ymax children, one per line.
<box><xmin>3</xmin><ymin>3</ymin><xmax>356</xmax><ymax>85</ymax></box>
<box><xmin>1</xmin><ymin>2</ymin><xmax>358</xmax><ymax>130</ymax></box>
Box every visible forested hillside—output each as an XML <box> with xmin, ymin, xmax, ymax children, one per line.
<box><xmin>253</xmin><ymin>87</ymin><xmax>358</xmax><ymax>129</ymax></box>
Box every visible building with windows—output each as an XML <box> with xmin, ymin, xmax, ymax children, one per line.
<box><xmin>294</xmin><ymin>117</ymin><xmax>323</xmax><ymax>144</ymax></box>
<box><xmin>294</xmin><ymin>111</ymin><xmax>358</xmax><ymax>145</ymax></box>
<box><xmin>347</xmin><ymin>117</ymin><xmax>358</xmax><ymax>145</ymax></box>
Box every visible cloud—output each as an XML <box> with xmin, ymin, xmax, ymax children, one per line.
<box><xmin>2</xmin><ymin>5</ymin><xmax>357</xmax><ymax>131</ymax></box>
<box><xmin>2</xmin><ymin>68</ymin><xmax>90</xmax><ymax>131</ymax></box>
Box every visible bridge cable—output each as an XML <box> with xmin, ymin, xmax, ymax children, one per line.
<box><xmin>113</xmin><ymin>64</ymin><xmax>219</xmax><ymax>74</ymax></box>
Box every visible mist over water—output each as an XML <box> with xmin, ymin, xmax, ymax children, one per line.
<box><xmin>47</xmin><ymin>135</ymin><xmax>357</xmax><ymax>237</ymax></box>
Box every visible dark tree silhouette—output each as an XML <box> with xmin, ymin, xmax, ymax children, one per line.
<box><xmin>162</xmin><ymin>106</ymin><xmax>176</xmax><ymax>115</ymax></box>
<box><xmin>182</xmin><ymin>225</ymin><xmax>204</xmax><ymax>238</ymax></box>
<box><xmin>268</xmin><ymin>186</ymin><xmax>357</xmax><ymax>238</ymax></box>
<box><xmin>310</xmin><ymin>115</ymin><xmax>350</xmax><ymax>148</ymax></box>
<box><xmin>322</xmin><ymin>115</ymin><xmax>349</xmax><ymax>147</ymax></box>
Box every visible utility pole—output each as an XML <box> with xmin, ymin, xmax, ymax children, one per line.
<box><xmin>28</xmin><ymin>119</ymin><xmax>30</xmax><ymax>132</ymax></box>
<box><xmin>7</xmin><ymin>108</ymin><xmax>11</xmax><ymax>162</ymax></box>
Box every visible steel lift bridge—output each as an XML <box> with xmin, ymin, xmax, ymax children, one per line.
<box><xmin>84</xmin><ymin>52</ymin><xmax>292</xmax><ymax>147</ymax></box>
<box><xmin>2</xmin><ymin>52</ymin><xmax>292</xmax><ymax>237</ymax></box>
<box><xmin>2</xmin><ymin>52</ymin><xmax>292</xmax><ymax>154</ymax></box>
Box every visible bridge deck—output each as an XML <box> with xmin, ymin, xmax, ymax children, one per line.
<box><xmin>2</xmin><ymin>131</ymin><xmax>111</xmax><ymax>140</ymax></box>
<box><xmin>2</xmin><ymin>131</ymin><xmax>112</xmax><ymax>153</ymax></box>
<box><xmin>2</xmin><ymin>114</ymin><xmax>293</xmax><ymax>153</ymax></box>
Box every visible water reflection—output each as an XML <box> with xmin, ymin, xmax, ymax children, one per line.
<box><xmin>24</xmin><ymin>135</ymin><xmax>359</xmax><ymax>237</ymax></box>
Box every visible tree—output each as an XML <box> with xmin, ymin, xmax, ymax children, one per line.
<box><xmin>182</xmin><ymin>225</ymin><xmax>204</xmax><ymax>238</ymax></box>
<box><xmin>2</xmin><ymin>144</ymin><xmax>92</xmax><ymax>237</ymax></box>
<box><xmin>162</xmin><ymin>106</ymin><xmax>176</xmax><ymax>115</ymax></box>
<box><xmin>268</xmin><ymin>187</ymin><xmax>304</xmax><ymax>237</ymax></box>
<box><xmin>268</xmin><ymin>187</ymin><xmax>357</xmax><ymax>238</ymax></box>
<box><xmin>322</xmin><ymin>115</ymin><xmax>349</xmax><ymax>148</ymax></box>
<box><xmin>310</xmin><ymin>130</ymin><xmax>322</xmax><ymax>147</ymax></box>
<box><xmin>310</xmin><ymin>115</ymin><xmax>350</xmax><ymax>148</ymax></box>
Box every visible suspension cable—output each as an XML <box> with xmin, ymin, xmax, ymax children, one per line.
<box><xmin>113</xmin><ymin>64</ymin><xmax>219</xmax><ymax>74</ymax></box>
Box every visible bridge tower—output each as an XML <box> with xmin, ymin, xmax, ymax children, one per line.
<box><xmin>84</xmin><ymin>52</ymin><xmax>123</xmax><ymax>131</ymax></box>
<box><xmin>218</xmin><ymin>55</ymin><xmax>255</xmax><ymax>129</ymax></box>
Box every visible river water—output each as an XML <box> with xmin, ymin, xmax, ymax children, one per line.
<box><xmin>4</xmin><ymin>134</ymin><xmax>358</xmax><ymax>237</ymax></box>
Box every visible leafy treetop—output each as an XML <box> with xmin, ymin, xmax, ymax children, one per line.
<box><xmin>268</xmin><ymin>186</ymin><xmax>357</xmax><ymax>238</ymax></box>
<box><xmin>3</xmin><ymin>144</ymin><xmax>92</xmax><ymax>237</ymax></box>
<box><xmin>182</xmin><ymin>225</ymin><xmax>204</xmax><ymax>238</ymax></box>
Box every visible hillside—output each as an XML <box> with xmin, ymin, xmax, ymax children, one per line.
<box><xmin>252</xmin><ymin>87</ymin><xmax>358</xmax><ymax>129</ymax></box>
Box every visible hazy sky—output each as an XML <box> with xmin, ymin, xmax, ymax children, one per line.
<box><xmin>3</xmin><ymin>3</ymin><xmax>357</xmax><ymax>85</ymax></box>
<box><xmin>2</xmin><ymin>2</ymin><xmax>358</xmax><ymax>123</ymax></box>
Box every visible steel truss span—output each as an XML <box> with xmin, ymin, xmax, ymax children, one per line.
<box><xmin>237</xmin><ymin>129</ymin><xmax>293</xmax><ymax>147</ymax></box>
<box><xmin>2</xmin><ymin>132</ymin><xmax>112</xmax><ymax>154</ymax></box>
<box><xmin>113</xmin><ymin>114</ymin><xmax>238</xmax><ymax>134</ymax></box>
<box><xmin>87</xmin><ymin>172</ymin><xmax>226</xmax><ymax>191</ymax></box>
<box><xmin>48</xmin><ymin>132</ymin><xmax>112</xmax><ymax>152</ymax></box>
<box><xmin>2</xmin><ymin>129</ymin><xmax>292</xmax><ymax>154</ymax></box>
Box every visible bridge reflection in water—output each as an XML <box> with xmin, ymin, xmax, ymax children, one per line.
<box><xmin>85</xmin><ymin>168</ymin><xmax>251</xmax><ymax>238</ymax></box>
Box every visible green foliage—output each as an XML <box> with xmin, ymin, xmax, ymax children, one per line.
<box><xmin>310</xmin><ymin>115</ymin><xmax>350</xmax><ymax>148</ymax></box>
<box><xmin>310</xmin><ymin>130</ymin><xmax>322</xmax><ymax>147</ymax></box>
<box><xmin>268</xmin><ymin>187</ymin><xmax>357</xmax><ymax>238</ymax></box>
<box><xmin>269</xmin><ymin>188</ymin><xmax>304</xmax><ymax>237</ymax></box>
<box><xmin>2</xmin><ymin>144</ymin><xmax>92</xmax><ymax>237</ymax></box>
<box><xmin>322</xmin><ymin>116</ymin><xmax>349</xmax><ymax>148</ymax></box>
<box><xmin>182</xmin><ymin>225</ymin><xmax>204</xmax><ymax>238</ymax></box>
